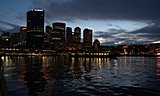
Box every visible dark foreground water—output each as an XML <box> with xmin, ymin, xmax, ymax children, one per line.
<box><xmin>1</xmin><ymin>56</ymin><xmax>160</xmax><ymax>96</ymax></box>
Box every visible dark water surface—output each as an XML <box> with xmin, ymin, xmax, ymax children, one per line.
<box><xmin>1</xmin><ymin>56</ymin><xmax>160</xmax><ymax>96</ymax></box>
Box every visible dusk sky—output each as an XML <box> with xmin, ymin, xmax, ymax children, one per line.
<box><xmin>0</xmin><ymin>0</ymin><xmax>160</xmax><ymax>45</ymax></box>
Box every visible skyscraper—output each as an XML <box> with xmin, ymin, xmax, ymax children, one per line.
<box><xmin>83</xmin><ymin>28</ymin><xmax>92</xmax><ymax>48</ymax></box>
<box><xmin>27</xmin><ymin>9</ymin><xmax>44</xmax><ymax>32</ymax></box>
<box><xmin>44</xmin><ymin>25</ymin><xmax>52</xmax><ymax>49</ymax></box>
<box><xmin>74</xmin><ymin>27</ymin><xmax>81</xmax><ymax>49</ymax></box>
<box><xmin>52</xmin><ymin>22</ymin><xmax>66</xmax><ymax>50</ymax></box>
<box><xmin>66</xmin><ymin>27</ymin><xmax>72</xmax><ymax>48</ymax></box>
<box><xmin>26</xmin><ymin>9</ymin><xmax>44</xmax><ymax>49</ymax></box>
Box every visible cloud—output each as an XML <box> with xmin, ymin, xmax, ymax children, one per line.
<box><xmin>94</xmin><ymin>21</ymin><xmax>160</xmax><ymax>45</ymax></box>
<box><xmin>130</xmin><ymin>21</ymin><xmax>160</xmax><ymax>41</ymax></box>
<box><xmin>94</xmin><ymin>29</ymin><xmax>126</xmax><ymax>45</ymax></box>
<box><xmin>1</xmin><ymin>0</ymin><xmax>159</xmax><ymax>45</ymax></box>
<box><xmin>106</xmin><ymin>23</ymin><xmax>122</xmax><ymax>29</ymax></box>
<box><xmin>32</xmin><ymin>0</ymin><xmax>160</xmax><ymax>21</ymax></box>
<box><xmin>0</xmin><ymin>20</ymin><xmax>20</xmax><ymax>33</ymax></box>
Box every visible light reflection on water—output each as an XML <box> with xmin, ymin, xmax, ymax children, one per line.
<box><xmin>1</xmin><ymin>56</ymin><xmax>160</xmax><ymax>96</ymax></box>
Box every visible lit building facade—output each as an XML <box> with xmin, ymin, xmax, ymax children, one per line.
<box><xmin>26</xmin><ymin>9</ymin><xmax>44</xmax><ymax>49</ymax></box>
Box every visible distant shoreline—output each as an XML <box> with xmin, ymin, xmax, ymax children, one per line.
<box><xmin>0</xmin><ymin>52</ymin><xmax>159</xmax><ymax>57</ymax></box>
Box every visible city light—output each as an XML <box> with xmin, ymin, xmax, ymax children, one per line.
<box><xmin>33</xmin><ymin>9</ymin><xmax>44</xmax><ymax>11</ymax></box>
<box><xmin>0</xmin><ymin>9</ymin><xmax>159</xmax><ymax>57</ymax></box>
<box><xmin>0</xmin><ymin>2</ymin><xmax>160</xmax><ymax>96</ymax></box>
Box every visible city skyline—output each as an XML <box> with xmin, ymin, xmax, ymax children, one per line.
<box><xmin>0</xmin><ymin>0</ymin><xmax>160</xmax><ymax>45</ymax></box>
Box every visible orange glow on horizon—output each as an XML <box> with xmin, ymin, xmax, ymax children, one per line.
<box><xmin>123</xmin><ymin>46</ymin><xmax>129</xmax><ymax>49</ymax></box>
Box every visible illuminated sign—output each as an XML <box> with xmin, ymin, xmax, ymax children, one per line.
<box><xmin>33</xmin><ymin>9</ymin><xmax>43</xmax><ymax>11</ymax></box>
<box><xmin>21</xmin><ymin>27</ymin><xmax>27</xmax><ymax>31</ymax></box>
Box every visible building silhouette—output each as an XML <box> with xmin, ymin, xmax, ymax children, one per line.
<box><xmin>2</xmin><ymin>9</ymin><xmax>160</xmax><ymax>55</ymax></box>
<box><xmin>26</xmin><ymin>9</ymin><xmax>44</xmax><ymax>49</ymax></box>
<box><xmin>52</xmin><ymin>22</ymin><xmax>66</xmax><ymax>50</ymax></box>
<box><xmin>20</xmin><ymin>27</ymin><xmax>27</xmax><ymax>42</ymax></box>
<box><xmin>44</xmin><ymin>25</ymin><xmax>52</xmax><ymax>49</ymax></box>
<box><xmin>83</xmin><ymin>28</ymin><xmax>92</xmax><ymax>49</ymax></box>
<box><xmin>45</xmin><ymin>25</ymin><xmax>52</xmax><ymax>34</ymax></box>
<box><xmin>10</xmin><ymin>33</ymin><xmax>20</xmax><ymax>47</ymax></box>
<box><xmin>66</xmin><ymin>27</ymin><xmax>81</xmax><ymax>50</ymax></box>
<box><xmin>1</xmin><ymin>32</ymin><xmax>10</xmax><ymax>47</ymax></box>
<box><xmin>66</xmin><ymin>27</ymin><xmax>72</xmax><ymax>49</ymax></box>
<box><xmin>0</xmin><ymin>9</ymin><xmax>104</xmax><ymax>52</ymax></box>
<box><xmin>74</xmin><ymin>27</ymin><xmax>81</xmax><ymax>49</ymax></box>
<box><xmin>93</xmin><ymin>39</ymin><xmax>100</xmax><ymax>51</ymax></box>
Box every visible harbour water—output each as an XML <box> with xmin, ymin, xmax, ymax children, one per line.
<box><xmin>1</xmin><ymin>56</ymin><xmax>160</xmax><ymax>96</ymax></box>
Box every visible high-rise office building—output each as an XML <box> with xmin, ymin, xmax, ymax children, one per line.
<box><xmin>52</xmin><ymin>22</ymin><xmax>66</xmax><ymax>50</ymax></box>
<box><xmin>27</xmin><ymin>9</ymin><xmax>44</xmax><ymax>32</ymax></box>
<box><xmin>26</xmin><ymin>9</ymin><xmax>44</xmax><ymax>49</ymax></box>
<box><xmin>44</xmin><ymin>25</ymin><xmax>52</xmax><ymax>49</ymax></box>
<box><xmin>66</xmin><ymin>27</ymin><xmax>72</xmax><ymax>48</ymax></box>
<box><xmin>74</xmin><ymin>27</ymin><xmax>81</xmax><ymax>49</ymax></box>
<box><xmin>83</xmin><ymin>28</ymin><xmax>92</xmax><ymax>47</ymax></box>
